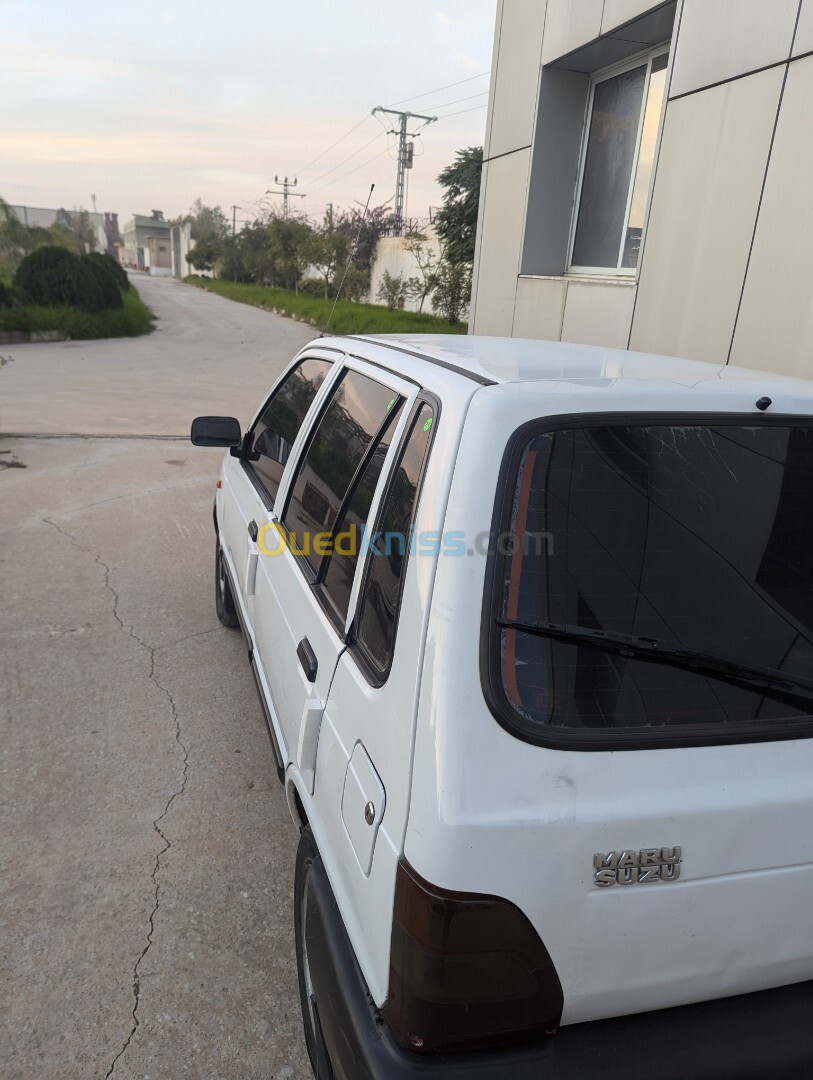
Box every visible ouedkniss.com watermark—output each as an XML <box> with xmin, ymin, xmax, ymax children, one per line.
<box><xmin>255</xmin><ymin>523</ymin><xmax>553</xmax><ymax>558</ymax></box>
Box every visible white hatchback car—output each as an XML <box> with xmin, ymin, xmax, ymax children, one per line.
<box><xmin>192</xmin><ymin>334</ymin><xmax>813</xmax><ymax>1078</ymax></box>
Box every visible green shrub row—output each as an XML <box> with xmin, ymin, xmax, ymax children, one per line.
<box><xmin>184</xmin><ymin>277</ymin><xmax>468</xmax><ymax>335</ymax></box>
<box><xmin>0</xmin><ymin>288</ymin><xmax>155</xmax><ymax>339</ymax></box>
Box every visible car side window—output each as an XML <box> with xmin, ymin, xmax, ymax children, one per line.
<box><xmin>250</xmin><ymin>358</ymin><xmax>331</xmax><ymax>506</ymax></box>
<box><xmin>354</xmin><ymin>401</ymin><xmax>435</xmax><ymax>679</ymax></box>
<box><xmin>283</xmin><ymin>368</ymin><xmax>403</xmax><ymax>577</ymax></box>
<box><xmin>320</xmin><ymin>400</ymin><xmax>405</xmax><ymax>622</ymax></box>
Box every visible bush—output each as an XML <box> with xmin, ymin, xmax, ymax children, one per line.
<box><xmin>85</xmin><ymin>251</ymin><xmax>130</xmax><ymax>292</ymax></box>
<box><xmin>0</xmin><ymin>287</ymin><xmax>155</xmax><ymax>339</ymax></box>
<box><xmin>376</xmin><ymin>270</ymin><xmax>407</xmax><ymax>311</ymax></box>
<box><xmin>81</xmin><ymin>254</ymin><xmax>123</xmax><ymax>310</ymax></box>
<box><xmin>0</xmin><ymin>280</ymin><xmax>19</xmax><ymax>308</ymax></box>
<box><xmin>14</xmin><ymin>246</ymin><xmax>111</xmax><ymax>312</ymax></box>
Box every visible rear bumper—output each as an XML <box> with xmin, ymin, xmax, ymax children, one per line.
<box><xmin>306</xmin><ymin>853</ymin><xmax>813</xmax><ymax>1080</ymax></box>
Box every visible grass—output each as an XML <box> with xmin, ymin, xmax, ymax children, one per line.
<box><xmin>184</xmin><ymin>277</ymin><xmax>468</xmax><ymax>335</ymax></box>
<box><xmin>0</xmin><ymin>286</ymin><xmax>155</xmax><ymax>340</ymax></box>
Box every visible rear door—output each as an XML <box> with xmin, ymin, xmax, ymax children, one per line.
<box><xmin>251</xmin><ymin>357</ymin><xmax>419</xmax><ymax>777</ymax></box>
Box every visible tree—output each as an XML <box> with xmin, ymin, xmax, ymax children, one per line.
<box><xmin>431</xmin><ymin>259</ymin><xmax>471</xmax><ymax>325</ymax></box>
<box><xmin>54</xmin><ymin>207</ymin><xmax>97</xmax><ymax>253</ymax></box>
<box><xmin>177</xmin><ymin>198</ymin><xmax>230</xmax><ymax>245</ymax></box>
<box><xmin>186</xmin><ymin>236</ymin><xmax>222</xmax><ymax>275</ymax></box>
<box><xmin>177</xmin><ymin>199</ymin><xmax>231</xmax><ymax>276</ymax></box>
<box><xmin>403</xmin><ymin>232</ymin><xmax>439</xmax><ymax>314</ymax></box>
<box><xmin>306</xmin><ymin>223</ymin><xmax>350</xmax><ymax>299</ymax></box>
<box><xmin>434</xmin><ymin>147</ymin><xmax>483</xmax><ymax>266</ymax></box>
<box><xmin>267</xmin><ymin>215</ymin><xmax>313</xmax><ymax>293</ymax></box>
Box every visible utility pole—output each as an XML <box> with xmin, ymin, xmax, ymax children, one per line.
<box><xmin>266</xmin><ymin>176</ymin><xmax>306</xmax><ymax>219</ymax></box>
<box><xmin>230</xmin><ymin>205</ymin><xmax>240</xmax><ymax>237</ymax></box>
<box><xmin>371</xmin><ymin>107</ymin><xmax>437</xmax><ymax>236</ymax></box>
<box><xmin>327</xmin><ymin>203</ymin><xmax>333</xmax><ymax>230</ymax></box>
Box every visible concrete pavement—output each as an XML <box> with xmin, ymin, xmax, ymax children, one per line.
<box><xmin>0</xmin><ymin>276</ymin><xmax>317</xmax><ymax>1078</ymax></box>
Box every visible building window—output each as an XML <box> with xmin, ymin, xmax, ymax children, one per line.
<box><xmin>569</xmin><ymin>47</ymin><xmax>669</xmax><ymax>275</ymax></box>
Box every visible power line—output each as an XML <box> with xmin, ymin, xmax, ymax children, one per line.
<box><xmin>387</xmin><ymin>70</ymin><xmax>491</xmax><ymax>108</ymax></box>
<box><xmin>296</xmin><ymin>114</ymin><xmax>373</xmax><ymax>177</ymax></box>
<box><xmin>435</xmin><ymin>103</ymin><xmax>489</xmax><ymax>119</ymax></box>
<box><xmin>307</xmin><ymin>129</ymin><xmax>386</xmax><ymax>187</ymax></box>
<box><xmin>307</xmin><ymin>147</ymin><xmax>392</xmax><ymax>197</ymax></box>
<box><xmin>422</xmin><ymin>90</ymin><xmax>488</xmax><ymax>111</ymax></box>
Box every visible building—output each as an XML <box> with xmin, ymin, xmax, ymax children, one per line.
<box><xmin>103</xmin><ymin>212</ymin><xmax>123</xmax><ymax>259</ymax></box>
<box><xmin>369</xmin><ymin>227</ymin><xmax>443</xmax><ymax>313</ymax></box>
<box><xmin>10</xmin><ymin>205</ymin><xmax>108</xmax><ymax>253</ymax></box>
<box><xmin>121</xmin><ymin>210</ymin><xmax>172</xmax><ymax>272</ymax></box>
<box><xmin>471</xmin><ymin>0</ymin><xmax>813</xmax><ymax>378</ymax></box>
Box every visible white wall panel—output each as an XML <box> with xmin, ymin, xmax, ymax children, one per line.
<box><xmin>488</xmin><ymin>0</ymin><xmax>548</xmax><ymax>159</ymax></box>
<box><xmin>470</xmin><ymin>150</ymin><xmax>531</xmax><ymax>336</ymax></box>
<box><xmin>512</xmin><ymin>277</ymin><xmax>568</xmax><ymax>339</ymax></box>
<box><xmin>561</xmin><ymin>280</ymin><xmax>637</xmax><ymax>348</ymax></box>
<box><xmin>670</xmin><ymin>0</ymin><xmax>798</xmax><ymax>98</ymax></box>
<box><xmin>601</xmin><ymin>0</ymin><xmax>667</xmax><ymax>36</ymax></box>
<box><xmin>792</xmin><ymin>0</ymin><xmax>813</xmax><ymax>56</ymax></box>
<box><xmin>541</xmin><ymin>0</ymin><xmax>604</xmax><ymax>65</ymax></box>
<box><xmin>630</xmin><ymin>67</ymin><xmax>783</xmax><ymax>364</ymax></box>
<box><xmin>730</xmin><ymin>57</ymin><xmax>813</xmax><ymax>377</ymax></box>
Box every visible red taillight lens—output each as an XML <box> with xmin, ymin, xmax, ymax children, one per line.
<box><xmin>383</xmin><ymin>860</ymin><xmax>563</xmax><ymax>1054</ymax></box>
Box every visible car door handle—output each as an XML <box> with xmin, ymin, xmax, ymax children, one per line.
<box><xmin>297</xmin><ymin>637</ymin><xmax>318</xmax><ymax>682</ymax></box>
<box><xmin>247</xmin><ymin>519</ymin><xmax>258</xmax><ymax>542</ymax></box>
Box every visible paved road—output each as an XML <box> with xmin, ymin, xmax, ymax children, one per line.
<box><xmin>0</xmin><ymin>276</ymin><xmax>317</xmax><ymax>1078</ymax></box>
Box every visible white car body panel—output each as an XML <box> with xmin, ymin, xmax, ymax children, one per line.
<box><xmin>214</xmin><ymin>333</ymin><xmax>813</xmax><ymax>1026</ymax></box>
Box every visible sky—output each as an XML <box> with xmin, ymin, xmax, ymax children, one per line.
<box><xmin>1</xmin><ymin>0</ymin><xmax>497</xmax><ymax>229</ymax></box>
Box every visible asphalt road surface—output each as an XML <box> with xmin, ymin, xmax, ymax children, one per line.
<box><xmin>0</xmin><ymin>275</ymin><xmax>317</xmax><ymax>1078</ymax></box>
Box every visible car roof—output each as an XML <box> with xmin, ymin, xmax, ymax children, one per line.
<box><xmin>332</xmin><ymin>333</ymin><xmax>813</xmax><ymax>396</ymax></box>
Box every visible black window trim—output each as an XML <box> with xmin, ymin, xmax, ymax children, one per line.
<box><xmin>310</xmin><ymin>396</ymin><xmax>407</xmax><ymax>635</ymax></box>
<box><xmin>347</xmin><ymin>392</ymin><xmax>440</xmax><ymax>689</ymax></box>
<box><xmin>241</xmin><ymin>353</ymin><xmax>336</xmax><ymax>511</ymax></box>
<box><xmin>265</xmin><ymin>359</ymin><xmax>417</xmax><ymax>637</ymax></box>
<box><xmin>480</xmin><ymin>410</ymin><xmax>813</xmax><ymax>752</ymax></box>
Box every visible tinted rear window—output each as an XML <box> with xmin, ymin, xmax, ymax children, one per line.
<box><xmin>489</xmin><ymin>421</ymin><xmax>813</xmax><ymax>746</ymax></box>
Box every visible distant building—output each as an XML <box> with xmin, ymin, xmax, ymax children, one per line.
<box><xmin>170</xmin><ymin>221</ymin><xmax>196</xmax><ymax>280</ymax></box>
<box><xmin>9</xmin><ymin>205</ymin><xmax>108</xmax><ymax>253</ymax></box>
<box><xmin>103</xmin><ymin>212</ymin><xmax>123</xmax><ymax>259</ymax></box>
<box><xmin>472</xmin><ymin>0</ymin><xmax>813</xmax><ymax>378</ymax></box>
<box><xmin>122</xmin><ymin>210</ymin><xmax>172</xmax><ymax>272</ymax></box>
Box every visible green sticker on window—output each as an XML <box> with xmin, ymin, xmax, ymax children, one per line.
<box><xmin>423</xmin><ymin>417</ymin><xmax>433</xmax><ymax>432</ymax></box>
<box><xmin>387</xmin><ymin>398</ymin><xmax>396</xmax><ymax>411</ymax></box>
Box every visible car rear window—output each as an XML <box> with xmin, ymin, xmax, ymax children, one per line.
<box><xmin>486</xmin><ymin>419</ymin><xmax>813</xmax><ymax>748</ymax></box>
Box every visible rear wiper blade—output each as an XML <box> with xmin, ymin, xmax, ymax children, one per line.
<box><xmin>497</xmin><ymin>618</ymin><xmax>813</xmax><ymax>705</ymax></box>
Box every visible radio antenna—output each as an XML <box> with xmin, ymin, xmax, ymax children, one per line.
<box><xmin>322</xmin><ymin>183</ymin><xmax>375</xmax><ymax>337</ymax></box>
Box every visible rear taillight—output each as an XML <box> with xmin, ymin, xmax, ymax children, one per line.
<box><xmin>383</xmin><ymin>859</ymin><xmax>563</xmax><ymax>1054</ymax></box>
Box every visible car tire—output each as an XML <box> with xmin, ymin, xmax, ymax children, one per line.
<box><xmin>295</xmin><ymin>827</ymin><xmax>336</xmax><ymax>1080</ymax></box>
<box><xmin>215</xmin><ymin>542</ymin><xmax>239</xmax><ymax>628</ymax></box>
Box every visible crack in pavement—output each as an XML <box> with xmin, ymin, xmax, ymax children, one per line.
<box><xmin>43</xmin><ymin>516</ymin><xmax>190</xmax><ymax>1079</ymax></box>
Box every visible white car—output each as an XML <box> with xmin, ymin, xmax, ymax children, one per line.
<box><xmin>192</xmin><ymin>334</ymin><xmax>813</xmax><ymax>1078</ymax></box>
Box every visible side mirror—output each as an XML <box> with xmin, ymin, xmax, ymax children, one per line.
<box><xmin>191</xmin><ymin>416</ymin><xmax>242</xmax><ymax>448</ymax></box>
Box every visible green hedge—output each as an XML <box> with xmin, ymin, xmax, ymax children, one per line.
<box><xmin>184</xmin><ymin>277</ymin><xmax>468</xmax><ymax>335</ymax></box>
<box><xmin>0</xmin><ymin>287</ymin><xmax>155</xmax><ymax>339</ymax></box>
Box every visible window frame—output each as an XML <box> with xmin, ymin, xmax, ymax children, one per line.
<box><xmin>348</xmin><ymin>393</ymin><xmax>440</xmax><ymax>688</ymax></box>
<box><xmin>480</xmin><ymin>411</ymin><xmax>813</xmax><ymax>752</ymax></box>
<box><xmin>566</xmin><ymin>43</ymin><xmax>671</xmax><ymax>278</ymax></box>
<box><xmin>275</xmin><ymin>356</ymin><xmax>420</xmax><ymax>629</ymax></box>
<box><xmin>241</xmin><ymin>349</ymin><xmax>342</xmax><ymax>511</ymax></box>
